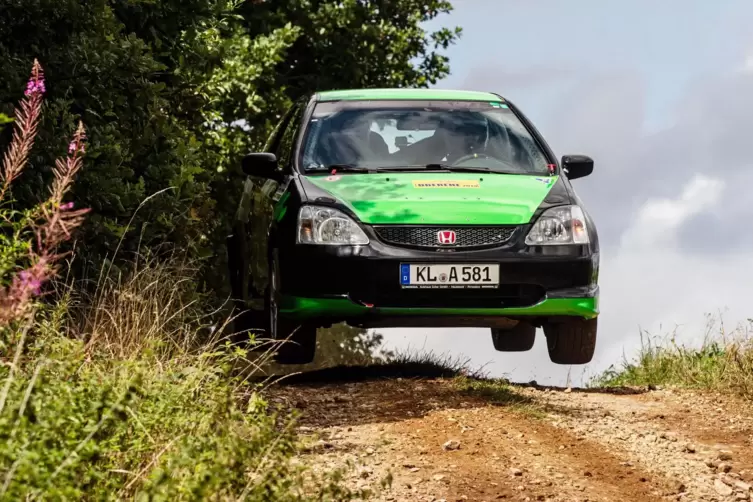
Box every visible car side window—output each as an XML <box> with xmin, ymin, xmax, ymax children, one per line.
<box><xmin>263</xmin><ymin>107</ymin><xmax>295</xmax><ymax>154</ymax></box>
<box><xmin>275</xmin><ymin>103</ymin><xmax>306</xmax><ymax>173</ymax></box>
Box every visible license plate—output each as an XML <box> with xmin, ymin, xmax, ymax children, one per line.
<box><xmin>400</xmin><ymin>263</ymin><xmax>499</xmax><ymax>289</ymax></box>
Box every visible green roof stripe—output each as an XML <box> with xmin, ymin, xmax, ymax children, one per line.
<box><xmin>316</xmin><ymin>88</ymin><xmax>504</xmax><ymax>102</ymax></box>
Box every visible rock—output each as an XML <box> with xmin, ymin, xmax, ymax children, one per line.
<box><xmin>564</xmin><ymin>387</ymin><xmax>572</xmax><ymax>394</ymax></box>
<box><xmin>672</xmin><ymin>480</ymin><xmax>686</xmax><ymax>494</ymax></box>
<box><xmin>734</xmin><ymin>480</ymin><xmax>752</xmax><ymax>492</ymax></box>
<box><xmin>432</xmin><ymin>474</ymin><xmax>446</xmax><ymax>481</ymax></box>
<box><xmin>510</xmin><ymin>468</ymin><xmax>523</xmax><ymax>476</ymax></box>
<box><xmin>683</xmin><ymin>443</ymin><xmax>696</xmax><ymax>453</ymax></box>
<box><xmin>706</xmin><ymin>459</ymin><xmax>720</xmax><ymax>469</ymax></box>
<box><xmin>715</xmin><ymin>479</ymin><xmax>734</xmax><ymax>496</ymax></box>
<box><xmin>442</xmin><ymin>440</ymin><xmax>461</xmax><ymax>451</ymax></box>
<box><xmin>365</xmin><ymin>447</ymin><xmax>375</xmax><ymax>455</ymax></box>
<box><xmin>719</xmin><ymin>450</ymin><xmax>734</xmax><ymax>461</ymax></box>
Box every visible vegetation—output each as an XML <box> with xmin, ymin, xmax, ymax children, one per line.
<box><xmin>592</xmin><ymin>314</ymin><xmax>753</xmax><ymax>399</ymax></box>
<box><xmin>0</xmin><ymin>0</ymin><xmax>460</xmax><ymax>295</ymax></box>
<box><xmin>2</xmin><ymin>262</ymin><xmax>375</xmax><ymax>500</ymax></box>
<box><xmin>0</xmin><ymin>1</ymin><xmax>461</xmax><ymax>497</ymax></box>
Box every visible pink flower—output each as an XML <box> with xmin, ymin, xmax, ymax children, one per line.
<box><xmin>60</xmin><ymin>202</ymin><xmax>74</xmax><ymax>210</ymax></box>
<box><xmin>68</xmin><ymin>139</ymin><xmax>85</xmax><ymax>155</ymax></box>
<box><xmin>15</xmin><ymin>269</ymin><xmax>42</xmax><ymax>296</ymax></box>
<box><xmin>22</xmin><ymin>60</ymin><xmax>45</xmax><ymax>98</ymax></box>
<box><xmin>24</xmin><ymin>79</ymin><xmax>45</xmax><ymax>97</ymax></box>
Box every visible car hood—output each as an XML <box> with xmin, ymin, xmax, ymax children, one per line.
<box><xmin>304</xmin><ymin>172</ymin><xmax>559</xmax><ymax>225</ymax></box>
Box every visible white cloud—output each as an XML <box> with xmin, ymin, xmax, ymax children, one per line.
<box><xmin>619</xmin><ymin>174</ymin><xmax>725</xmax><ymax>251</ymax></box>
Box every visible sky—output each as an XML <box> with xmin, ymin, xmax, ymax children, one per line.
<box><xmin>377</xmin><ymin>0</ymin><xmax>753</xmax><ymax>386</ymax></box>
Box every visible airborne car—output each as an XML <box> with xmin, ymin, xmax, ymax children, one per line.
<box><xmin>227</xmin><ymin>89</ymin><xmax>599</xmax><ymax>366</ymax></box>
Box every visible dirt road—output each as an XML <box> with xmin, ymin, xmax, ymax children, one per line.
<box><xmin>267</xmin><ymin>368</ymin><xmax>753</xmax><ymax>502</ymax></box>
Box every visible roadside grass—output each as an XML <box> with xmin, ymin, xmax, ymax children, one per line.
<box><xmin>591</xmin><ymin>314</ymin><xmax>753</xmax><ymax>399</ymax></box>
<box><xmin>1</xmin><ymin>257</ymin><xmax>367</xmax><ymax>501</ymax></box>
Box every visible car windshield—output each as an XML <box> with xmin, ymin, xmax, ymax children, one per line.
<box><xmin>299</xmin><ymin>99</ymin><xmax>551</xmax><ymax>175</ymax></box>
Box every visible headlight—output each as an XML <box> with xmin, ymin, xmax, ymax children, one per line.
<box><xmin>297</xmin><ymin>206</ymin><xmax>369</xmax><ymax>245</ymax></box>
<box><xmin>525</xmin><ymin>205</ymin><xmax>589</xmax><ymax>245</ymax></box>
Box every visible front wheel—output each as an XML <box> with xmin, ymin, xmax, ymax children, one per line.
<box><xmin>490</xmin><ymin>322</ymin><xmax>536</xmax><ymax>352</ymax></box>
<box><xmin>543</xmin><ymin>317</ymin><xmax>597</xmax><ymax>365</ymax></box>
<box><xmin>266</xmin><ymin>249</ymin><xmax>317</xmax><ymax>365</ymax></box>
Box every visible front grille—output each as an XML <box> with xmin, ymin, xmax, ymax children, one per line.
<box><xmin>373</xmin><ymin>226</ymin><xmax>517</xmax><ymax>249</ymax></box>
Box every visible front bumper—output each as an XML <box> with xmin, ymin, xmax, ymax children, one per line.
<box><xmin>280</xmin><ymin>292</ymin><xmax>598</xmax><ymax>328</ymax></box>
<box><xmin>277</xmin><ymin>232</ymin><xmax>599</xmax><ymax>328</ymax></box>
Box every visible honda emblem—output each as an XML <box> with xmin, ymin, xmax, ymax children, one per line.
<box><xmin>437</xmin><ymin>230</ymin><xmax>456</xmax><ymax>245</ymax></box>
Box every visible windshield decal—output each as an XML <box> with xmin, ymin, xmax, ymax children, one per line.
<box><xmin>412</xmin><ymin>180</ymin><xmax>480</xmax><ymax>189</ymax></box>
<box><xmin>534</xmin><ymin>177</ymin><xmax>555</xmax><ymax>186</ymax></box>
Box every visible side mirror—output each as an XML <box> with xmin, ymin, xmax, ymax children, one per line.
<box><xmin>561</xmin><ymin>154</ymin><xmax>594</xmax><ymax>180</ymax></box>
<box><xmin>241</xmin><ymin>152</ymin><xmax>280</xmax><ymax>179</ymax></box>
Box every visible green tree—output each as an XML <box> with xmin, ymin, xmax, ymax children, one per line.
<box><xmin>0</xmin><ymin>0</ymin><xmax>460</xmax><ymax>291</ymax></box>
<box><xmin>0</xmin><ymin>1</ymin><xmax>296</xmax><ymax>281</ymax></box>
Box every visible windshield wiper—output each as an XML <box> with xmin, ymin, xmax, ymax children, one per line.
<box><xmin>423</xmin><ymin>164</ymin><xmax>493</xmax><ymax>173</ymax></box>
<box><xmin>365</xmin><ymin>164</ymin><xmax>493</xmax><ymax>173</ymax></box>
<box><xmin>306</xmin><ymin>164</ymin><xmax>376</xmax><ymax>173</ymax></box>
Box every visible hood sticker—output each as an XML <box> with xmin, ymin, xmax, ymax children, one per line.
<box><xmin>325</xmin><ymin>175</ymin><xmax>341</xmax><ymax>182</ymax></box>
<box><xmin>534</xmin><ymin>177</ymin><xmax>554</xmax><ymax>186</ymax></box>
<box><xmin>412</xmin><ymin>180</ymin><xmax>480</xmax><ymax>189</ymax></box>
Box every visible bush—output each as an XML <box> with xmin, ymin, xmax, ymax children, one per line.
<box><xmin>1</xmin><ymin>287</ymin><xmax>367</xmax><ymax>500</ymax></box>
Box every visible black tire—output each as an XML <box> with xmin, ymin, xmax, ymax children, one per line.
<box><xmin>543</xmin><ymin>317</ymin><xmax>597</xmax><ymax>365</ymax></box>
<box><xmin>490</xmin><ymin>322</ymin><xmax>536</xmax><ymax>352</ymax></box>
<box><xmin>266</xmin><ymin>248</ymin><xmax>317</xmax><ymax>365</ymax></box>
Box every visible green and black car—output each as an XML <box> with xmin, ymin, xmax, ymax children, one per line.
<box><xmin>227</xmin><ymin>89</ymin><xmax>599</xmax><ymax>366</ymax></box>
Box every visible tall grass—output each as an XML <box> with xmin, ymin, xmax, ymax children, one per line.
<box><xmin>2</xmin><ymin>257</ymin><xmax>368</xmax><ymax>500</ymax></box>
<box><xmin>592</xmin><ymin>313</ymin><xmax>753</xmax><ymax>399</ymax></box>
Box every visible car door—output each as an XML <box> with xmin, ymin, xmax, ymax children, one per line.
<box><xmin>262</xmin><ymin>99</ymin><xmax>308</xmax><ymax>287</ymax></box>
<box><xmin>228</xmin><ymin>103</ymin><xmax>298</xmax><ymax>312</ymax></box>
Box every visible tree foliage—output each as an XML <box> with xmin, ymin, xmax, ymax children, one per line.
<box><xmin>0</xmin><ymin>0</ymin><xmax>459</xmax><ymax>282</ymax></box>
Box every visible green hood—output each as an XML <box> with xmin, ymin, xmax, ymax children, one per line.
<box><xmin>305</xmin><ymin>172</ymin><xmax>558</xmax><ymax>225</ymax></box>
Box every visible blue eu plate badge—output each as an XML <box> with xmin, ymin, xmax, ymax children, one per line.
<box><xmin>400</xmin><ymin>264</ymin><xmax>410</xmax><ymax>285</ymax></box>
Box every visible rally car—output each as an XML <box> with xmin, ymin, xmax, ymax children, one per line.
<box><xmin>227</xmin><ymin>88</ymin><xmax>599</xmax><ymax>366</ymax></box>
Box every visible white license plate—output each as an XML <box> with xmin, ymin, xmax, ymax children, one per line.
<box><xmin>399</xmin><ymin>263</ymin><xmax>499</xmax><ymax>289</ymax></box>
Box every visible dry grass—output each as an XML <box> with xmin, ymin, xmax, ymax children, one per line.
<box><xmin>592</xmin><ymin>313</ymin><xmax>753</xmax><ymax>399</ymax></box>
<box><xmin>3</xmin><ymin>254</ymin><xmax>365</xmax><ymax>500</ymax></box>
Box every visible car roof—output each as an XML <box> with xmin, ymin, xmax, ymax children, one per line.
<box><xmin>314</xmin><ymin>88</ymin><xmax>505</xmax><ymax>103</ymax></box>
